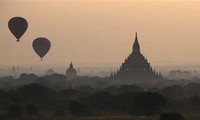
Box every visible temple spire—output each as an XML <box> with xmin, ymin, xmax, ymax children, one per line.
<box><xmin>70</xmin><ymin>62</ymin><xmax>73</xmax><ymax>68</ymax></box>
<box><xmin>135</xmin><ymin>32</ymin><xmax>138</xmax><ymax>41</ymax></box>
<box><xmin>66</xmin><ymin>62</ymin><xmax>77</xmax><ymax>80</ymax></box>
<box><xmin>132</xmin><ymin>32</ymin><xmax>140</xmax><ymax>53</ymax></box>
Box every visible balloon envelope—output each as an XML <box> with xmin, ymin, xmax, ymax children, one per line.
<box><xmin>8</xmin><ymin>17</ymin><xmax>28</xmax><ymax>42</ymax></box>
<box><xmin>32</xmin><ymin>37</ymin><xmax>51</xmax><ymax>60</ymax></box>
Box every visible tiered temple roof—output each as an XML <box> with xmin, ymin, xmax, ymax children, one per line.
<box><xmin>113</xmin><ymin>33</ymin><xmax>162</xmax><ymax>84</ymax></box>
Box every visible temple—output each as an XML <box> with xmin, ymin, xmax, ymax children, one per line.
<box><xmin>66</xmin><ymin>62</ymin><xmax>77</xmax><ymax>80</ymax></box>
<box><xmin>112</xmin><ymin>33</ymin><xmax>162</xmax><ymax>84</ymax></box>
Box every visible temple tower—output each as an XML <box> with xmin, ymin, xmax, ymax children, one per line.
<box><xmin>113</xmin><ymin>33</ymin><xmax>162</xmax><ymax>84</ymax></box>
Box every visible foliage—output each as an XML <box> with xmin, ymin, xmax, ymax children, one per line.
<box><xmin>162</xmin><ymin>85</ymin><xmax>184</xmax><ymax>99</ymax></box>
<box><xmin>25</xmin><ymin>104</ymin><xmax>39</xmax><ymax>116</ymax></box>
<box><xmin>68</xmin><ymin>100</ymin><xmax>87</xmax><ymax>116</ymax></box>
<box><xmin>87</xmin><ymin>91</ymin><xmax>115</xmax><ymax>111</ymax></box>
<box><xmin>54</xmin><ymin>109</ymin><xmax>65</xmax><ymax>117</ymax></box>
<box><xmin>8</xmin><ymin>104</ymin><xmax>24</xmax><ymax>117</ymax></box>
<box><xmin>160</xmin><ymin>112</ymin><xmax>185</xmax><ymax>120</ymax></box>
<box><xmin>129</xmin><ymin>92</ymin><xmax>166</xmax><ymax>116</ymax></box>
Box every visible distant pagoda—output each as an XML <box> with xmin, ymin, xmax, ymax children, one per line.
<box><xmin>66</xmin><ymin>62</ymin><xmax>77</xmax><ymax>80</ymax></box>
<box><xmin>112</xmin><ymin>33</ymin><xmax>162</xmax><ymax>84</ymax></box>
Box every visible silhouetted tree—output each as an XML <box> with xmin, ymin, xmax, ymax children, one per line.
<box><xmin>8</xmin><ymin>104</ymin><xmax>24</xmax><ymax>117</ymax></box>
<box><xmin>76</xmin><ymin>85</ymin><xmax>97</xmax><ymax>93</ymax></box>
<box><xmin>129</xmin><ymin>92</ymin><xmax>166</xmax><ymax>116</ymax></box>
<box><xmin>0</xmin><ymin>90</ymin><xmax>11</xmax><ymax>110</ymax></box>
<box><xmin>119</xmin><ymin>85</ymin><xmax>143</xmax><ymax>93</ymax></box>
<box><xmin>160</xmin><ymin>112</ymin><xmax>184</xmax><ymax>120</ymax></box>
<box><xmin>25</xmin><ymin>104</ymin><xmax>39</xmax><ymax>116</ymax></box>
<box><xmin>162</xmin><ymin>85</ymin><xmax>184</xmax><ymax>99</ymax></box>
<box><xmin>185</xmin><ymin>83</ymin><xmax>200</xmax><ymax>97</ymax></box>
<box><xmin>54</xmin><ymin>109</ymin><xmax>65</xmax><ymax>117</ymax></box>
<box><xmin>189</xmin><ymin>95</ymin><xmax>200</xmax><ymax>110</ymax></box>
<box><xmin>114</xmin><ymin>92</ymin><xmax>137</xmax><ymax>112</ymax></box>
<box><xmin>18</xmin><ymin>83</ymin><xmax>54</xmax><ymax>96</ymax></box>
<box><xmin>104</xmin><ymin>86</ymin><xmax>120</xmax><ymax>95</ymax></box>
<box><xmin>68</xmin><ymin>100</ymin><xmax>86</xmax><ymax>116</ymax></box>
<box><xmin>88</xmin><ymin>92</ymin><xmax>115</xmax><ymax>111</ymax></box>
<box><xmin>60</xmin><ymin>89</ymin><xmax>80</xmax><ymax>98</ymax></box>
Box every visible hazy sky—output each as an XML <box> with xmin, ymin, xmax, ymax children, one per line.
<box><xmin>1</xmin><ymin>0</ymin><xmax>200</xmax><ymax>66</ymax></box>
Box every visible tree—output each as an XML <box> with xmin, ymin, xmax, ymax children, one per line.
<box><xmin>129</xmin><ymin>92</ymin><xmax>166</xmax><ymax>116</ymax></box>
<box><xmin>160</xmin><ymin>112</ymin><xmax>185</xmax><ymax>120</ymax></box>
<box><xmin>8</xmin><ymin>104</ymin><xmax>24</xmax><ymax>117</ymax></box>
<box><xmin>162</xmin><ymin>85</ymin><xmax>184</xmax><ymax>99</ymax></box>
<box><xmin>88</xmin><ymin>92</ymin><xmax>115</xmax><ymax>111</ymax></box>
<box><xmin>68</xmin><ymin>100</ymin><xmax>86</xmax><ymax>116</ymax></box>
<box><xmin>119</xmin><ymin>85</ymin><xmax>143</xmax><ymax>94</ymax></box>
<box><xmin>185</xmin><ymin>83</ymin><xmax>200</xmax><ymax>97</ymax></box>
<box><xmin>189</xmin><ymin>95</ymin><xmax>200</xmax><ymax>112</ymax></box>
<box><xmin>54</xmin><ymin>109</ymin><xmax>65</xmax><ymax>117</ymax></box>
<box><xmin>25</xmin><ymin>104</ymin><xmax>39</xmax><ymax>116</ymax></box>
<box><xmin>114</xmin><ymin>92</ymin><xmax>137</xmax><ymax>112</ymax></box>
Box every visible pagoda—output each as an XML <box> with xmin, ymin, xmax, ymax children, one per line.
<box><xmin>112</xmin><ymin>33</ymin><xmax>162</xmax><ymax>84</ymax></box>
<box><xmin>66</xmin><ymin>62</ymin><xmax>77</xmax><ymax>80</ymax></box>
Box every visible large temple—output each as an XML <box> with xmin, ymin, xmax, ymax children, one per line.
<box><xmin>112</xmin><ymin>33</ymin><xmax>162</xmax><ymax>84</ymax></box>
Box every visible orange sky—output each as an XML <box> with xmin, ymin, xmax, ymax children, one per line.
<box><xmin>1</xmin><ymin>0</ymin><xmax>200</xmax><ymax>66</ymax></box>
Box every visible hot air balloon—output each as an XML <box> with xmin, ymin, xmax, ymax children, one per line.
<box><xmin>32</xmin><ymin>37</ymin><xmax>51</xmax><ymax>60</ymax></box>
<box><xmin>8</xmin><ymin>17</ymin><xmax>28</xmax><ymax>42</ymax></box>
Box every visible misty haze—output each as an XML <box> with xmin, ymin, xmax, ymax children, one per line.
<box><xmin>1</xmin><ymin>1</ymin><xmax>200</xmax><ymax>120</ymax></box>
